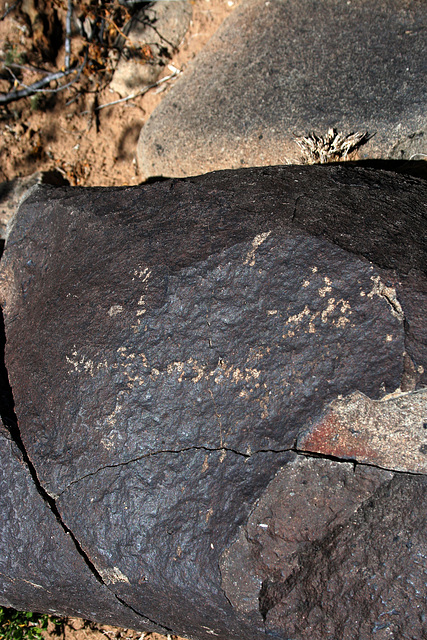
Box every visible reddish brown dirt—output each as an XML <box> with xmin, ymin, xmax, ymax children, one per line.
<box><xmin>0</xmin><ymin>0</ymin><xmax>240</xmax><ymax>186</ymax></box>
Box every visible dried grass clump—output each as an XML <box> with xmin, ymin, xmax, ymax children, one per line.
<box><xmin>295</xmin><ymin>128</ymin><xmax>372</xmax><ymax>164</ymax></box>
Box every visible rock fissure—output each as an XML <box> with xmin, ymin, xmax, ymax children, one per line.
<box><xmin>4</xmin><ymin>413</ymin><xmax>104</xmax><ymax>588</ymax></box>
<box><xmin>291</xmin><ymin>195</ymin><xmax>302</xmax><ymax>224</ymax></box>
<box><xmin>108</xmin><ymin>596</ymin><xmax>174</xmax><ymax>637</ymax></box>
<box><xmin>296</xmin><ymin>386</ymin><xmax>427</xmax><ymax>475</ymax></box>
<box><xmin>0</xmin><ymin>312</ymin><xmax>172</xmax><ymax>633</ymax></box>
<box><xmin>1</xmin><ymin>164</ymin><xmax>425</xmax><ymax>639</ymax></box>
<box><xmin>56</xmin><ymin>444</ymin><xmax>254</xmax><ymax>496</ymax></box>
<box><xmin>3</xmin><ymin>413</ymin><xmax>173</xmax><ymax>634</ymax></box>
<box><xmin>57</xmin><ymin>433</ymin><xmax>427</xmax><ymax>499</ymax></box>
<box><xmin>292</xmin><ymin>448</ymin><xmax>427</xmax><ymax>477</ymax></box>
<box><xmin>217</xmin><ymin>562</ymin><xmax>235</xmax><ymax>612</ymax></box>
<box><xmin>374</xmin><ymin>279</ymin><xmax>404</xmax><ymax>322</ymax></box>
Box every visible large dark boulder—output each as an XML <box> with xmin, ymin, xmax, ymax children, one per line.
<box><xmin>0</xmin><ymin>165</ymin><xmax>426</xmax><ymax>640</ymax></box>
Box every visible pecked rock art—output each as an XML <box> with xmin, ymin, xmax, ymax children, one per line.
<box><xmin>0</xmin><ymin>165</ymin><xmax>426</xmax><ymax>640</ymax></box>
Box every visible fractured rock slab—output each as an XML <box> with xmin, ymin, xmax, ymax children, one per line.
<box><xmin>2</xmin><ymin>167</ymin><xmax>421</xmax><ymax>498</ymax></box>
<box><xmin>220</xmin><ymin>457</ymin><xmax>393</xmax><ymax>629</ymax></box>
<box><xmin>298</xmin><ymin>387</ymin><xmax>427</xmax><ymax>473</ymax></box>
<box><xmin>0</xmin><ymin>165</ymin><xmax>426</xmax><ymax>640</ymax></box>
<box><xmin>256</xmin><ymin>468</ymin><xmax>427</xmax><ymax>640</ymax></box>
<box><xmin>0</xmin><ymin>424</ymin><xmax>167</xmax><ymax>633</ymax></box>
<box><xmin>56</xmin><ymin>449</ymin><xmax>294</xmax><ymax>640</ymax></box>
<box><xmin>137</xmin><ymin>0</ymin><xmax>427</xmax><ymax>178</ymax></box>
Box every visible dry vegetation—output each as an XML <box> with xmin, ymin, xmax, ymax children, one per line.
<box><xmin>0</xmin><ymin>0</ymin><xmax>239</xmax><ymax>186</ymax></box>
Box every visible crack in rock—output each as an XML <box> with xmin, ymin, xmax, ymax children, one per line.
<box><xmin>0</xmin><ymin>165</ymin><xmax>425</xmax><ymax>639</ymax></box>
<box><xmin>0</xmin><ymin>383</ymin><xmax>172</xmax><ymax>634</ymax></box>
<box><xmin>56</xmin><ymin>445</ymin><xmax>256</xmax><ymax>497</ymax></box>
<box><xmin>58</xmin><ymin>402</ymin><xmax>427</xmax><ymax>499</ymax></box>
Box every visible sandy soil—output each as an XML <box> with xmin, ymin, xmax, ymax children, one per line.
<box><xmin>1</xmin><ymin>1</ymin><xmax>238</xmax><ymax>638</ymax></box>
<box><xmin>0</xmin><ymin>0</ymin><xmax>240</xmax><ymax>186</ymax></box>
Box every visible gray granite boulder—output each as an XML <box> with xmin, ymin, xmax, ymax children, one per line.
<box><xmin>137</xmin><ymin>0</ymin><xmax>427</xmax><ymax>178</ymax></box>
<box><xmin>0</xmin><ymin>165</ymin><xmax>426</xmax><ymax>640</ymax></box>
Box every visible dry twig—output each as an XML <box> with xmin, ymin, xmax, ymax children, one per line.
<box><xmin>83</xmin><ymin>67</ymin><xmax>181</xmax><ymax>113</ymax></box>
<box><xmin>102</xmin><ymin>13</ymin><xmax>132</xmax><ymax>42</ymax></box>
<box><xmin>2</xmin><ymin>62</ymin><xmax>53</xmax><ymax>75</ymax></box>
<box><xmin>0</xmin><ymin>55</ymin><xmax>87</xmax><ymax>105</ymax></box>
<box><xmin>65</xmin><ymin>0</ymin><xmax>73</xmax><ymax>70</ymax></box>
<box><xmin>0</xmin><ymin>1</ymin><xmax>20</xmax><ymax>21</ymax></box>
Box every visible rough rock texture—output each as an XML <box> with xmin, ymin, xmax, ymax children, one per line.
<box><xmin>257</xmin><ymin>470</ymin><xmax>427</xmax><ymax>640</ymax></box>
<box><xmin>137</xmin><ymin>0</ymin><xmax>427</xmax><ymax>179</ymax></box>
<box><xmin>0</xmin><ymin>425</ymin><xmax>168</xmax><ymax>633</ymax></box>
<box><xmin>0</xmin><ymin>165</ymin><xmax>426</xmax><ymax>640</ymax></box>
<box><xmin>57</xmin><ymin>449</ymin><xmax>293</xmax><ymax>640</ymax></box>
<box><xmin>220</xmin><ymin>458</ymin><xmax>392</xmax><ymax>629</ymax></box>
<box><xmin>110</xmin><ymin>1</ymin><xmax>192</xmax><ymax>97</ymax></box>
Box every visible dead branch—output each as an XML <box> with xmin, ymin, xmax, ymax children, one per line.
<box><xmin>3</xmin><ymin>64</ymin><xmax>20</xmax><ymax>85</ymax></box>
<box><xmin>0</xmin><ymin>1</ymin><xmax>20</xmax><ymax>21</ymax></box>
<box><xmin>102</xmin><ymin>13</ymin><xmax>132</xmax><ymax>43</ymax></box>
<box><xmin>0</xmin><ymin>57</ymin><xmax>87</xmax><ymax>105</ymax></box>
<box><xmin>83</xmin><ymin>67</ymin><xmax>181</xmax><ymax>113</ymax></box>
<box><xmin>65</xmin><ymin>0</ymin><xmax>73</xmax><ymax>70</ymax></box>
<box><xmin>2</xmin><ymin>62</ymin><xmax>53</xmax><ymax>75</ymax></box>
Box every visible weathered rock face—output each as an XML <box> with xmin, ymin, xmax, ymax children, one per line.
<box><xmin>137</xmin><ymin>0</ymin><xmax>427</xmax><ymax>179</ymax></box>
<box><xmin>250</xmin><ymin>469</ymin><xmax>427</xmax><ymax>639</ymax></box>
<box><xmin>0</xmin><ymin>165</ymin><xmax>426</xmax><ymax>640</ymax></box>
<box><xmin>0</xmin><ymin>425</ymin><xmax>168</xmax><ymax>633</ymax></box>
<box><xmin>297</xmin><ymin>387</ymin><xmax>427</xmax><ymax>473</ymax></box>
<box><xmin>220</xmin><ymin>459</ymin><xmax>427</xmax><ymax>639</ymax></box>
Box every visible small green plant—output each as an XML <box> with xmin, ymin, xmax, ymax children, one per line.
<box><xmin>29</xmin><ymin>93</ymin><xmax>42</xmax><ymax>111</ymax></box>
<box><xmin>3</xmin><ymin>45</ymin><xmax>26</xmax><ymax>67</ymax></box>
<box><xmin>0</xmin><ymin>607</ymin><xmax>59</xmax><ymax>640</ymax></box>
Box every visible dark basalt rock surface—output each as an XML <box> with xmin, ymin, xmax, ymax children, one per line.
<box><xmin>255</xmin><ymin>469</ymin><xmax>427</xmax><ymax>639</ymax></box>
<box><xmin>220</xmin><ymin>459</ymin><xmax>427</xmax><ymax>638</ymax></box>
<box><xmin>0</xmin><ymin>165</ymin><xmax>426</xmax><ymax>640</ymax></box>
<box><xmin>0</xmin><ymin>425</ymin><xmax>168</xmax><ymax>633</ymax></box>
